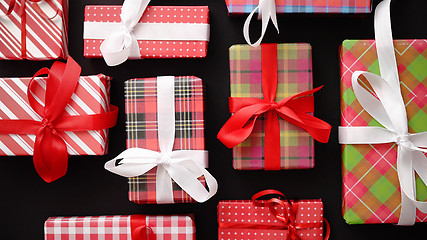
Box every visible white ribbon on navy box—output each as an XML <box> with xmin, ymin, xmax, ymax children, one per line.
<box><xmin>243</xmin><ymin>0</ymin><xmax>279</xmax><ymax>47</ymax></box>
<box><xmin>339</xmin><ymin>0</ymin><xmax>427</xmax><ymax>225</ymax></box>
<box><xmin>105</xmin><ymin>76</ymin><xmax>218</xmax><ymax>204</ymax></box>
<box><xmin>83</xmin><ymin>0</ymin><xmax>210</xmax><ymax>66</ymax></box>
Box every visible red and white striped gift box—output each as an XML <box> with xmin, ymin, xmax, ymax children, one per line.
<box><xmin>0</xmin><ymin>74</ymin><xmax>111</xmax><ymax>156</ymax></box>
<box><xmin>83</xmin><ymin>5</ymin><xmax>209</xmax><ymax>59</ymax></box>
<box><xmin>0</xmin><ymin>0</ymin><xmax>68</xmax><ymax>60</ymax></box>
<box><xmin>44</xmin><ymin>215</ymin><xmax>196</xmax><ymax>240</ymax></box>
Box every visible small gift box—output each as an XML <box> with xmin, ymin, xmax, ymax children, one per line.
<box><xmin>0</xmin><ymin>57</ymin><xmax>118</xmax><ymax>182</ymax></box>
<box><xmin>105</xmin><ymin>76</ymin><xmax>217</xmax><ymax>204</ymax></box>
<box><xmin>45</xmin><ymin>215</ymin><xmax>195</xmax><ymax>240</ymax></box>
<box><xmin>83</xmin><ymin>0</ymin><xmax>209</xmax><ymax>66</ymax></box>
<box><xmin>339</xmin><ymin>0</ymin><xmax>427</xmax><ymax>225</ymax></box>
<box><xmin>218</xmin><ymin>43</ymin><xmax>331</xmax><ymax>170</ymax></box>
<box><xmin>218</xmin><ymin>190</ymin><xmax>328</xmax><ymax>240</ymax></box>
<box><xmin>0</xmin><ymin>0</ymin><xmax>68</xmax><ymax>60</ymax></box>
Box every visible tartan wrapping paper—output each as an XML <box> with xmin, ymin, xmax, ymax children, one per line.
<box><xmin>0</xmin><ymin>0</ymin><xmax>68</xmax><ymax>60</ymax></box>
<box><xmin>340</xmin><ymin>39</ymin><xmax>427</xmax><ymax>224</ymax></box>
<box><xmin>225</xmin><ymin>0</ymin><xmax>372</xmax><ymax>14</ymax></box>
<box><xmin>84</xmin><ymin>6</ymin><xmax>209</xmax><ymax>59</ymax></box>
<box><xmin>125</xmin><ymin>76</ymin><xmax>206</xmax><ymax>204</ymax></box>
<box><xmin>0</xmin><ymin>74</ymin><xmax>111</xmax><ymax>156</ymax></box>
<box><xmin>229</xmin><ymin>43</ymin><xmax>314</xmax><ymax>170</ymax></box>
<box><xmin>218</xmin><ymin>199</ymin><xmax>324</xmax><ymax>240</ymax></box>
<box><xmin>44</xmin><ymin>215</ymin><xmax>195</xmax><ymax>240</ymax></box>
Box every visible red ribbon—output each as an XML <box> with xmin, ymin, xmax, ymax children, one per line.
<box><xmin>131</xmin><ymin>215</ymin><xmax>156</xmax><ymax>240</ymax></box>
<box><xmin>219</xmin><ymin>190</ymin><xmax>330</xmax><ymax>240</ymax></box>
<box><xmin>0</xmin><ymin>56</ymin><xmax>118</xmax><ymax>182</ymax></box>
<box><xmin>217</xmin><ymin>43</ymin><xmax>331</xmax><ymax>170</ymax></box>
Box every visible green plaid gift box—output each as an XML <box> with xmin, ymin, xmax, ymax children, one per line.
<box><xmin>229</xmin><ymin>43</ymin><xmax>315</xmax><ymax>170</ymax></box>
<box><xmin>340</xmin><ymin>39</ymin><xmax>427</xmax><ymax>224</ymax></box>
<box><xmin>124</xmin><ymin>76</ymin><xmax>206</xmax><ymax>204</ymax></box>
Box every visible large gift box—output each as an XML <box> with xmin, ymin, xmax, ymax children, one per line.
<box><xmin>83</xmin><ymin>0</ymin><xmax>209</xmax><ymax>66</ymax></box>
<box><xmin>104</xmin><ymin>76</ymin><xmax>217</xmax><ymax>204</ymax></box>
<box><xmin>225</xmin><ymin>0</ymin><xmax>372</xmax><ymax>14</ymax></box>
<box><xmin>218</xmin><ymin>43</ymin><xmax>330</xmax><ymax>170</ymax></box>
<box><xmin>218</xmin><ymin>191</ymin><xmax>326</xmax><ymax>240</ymax></box>
<box><xmin>45</xmin><ymin>215</ymin><xmax>195</xmax><ymax>240</ymax></box>
<box><xmin>0</xmin><ymin>57</ymin><xmax>118</xmax><ymax>182</ymax></box>
<box><xmin>0</xmin><ymin>0</ymin><xmax>68</xmax><ymax>60</ymax></box>
<box><xmin>339</xmin><ymin>0</ymin><xmax>427</xmax><ymax>225</ymax></box>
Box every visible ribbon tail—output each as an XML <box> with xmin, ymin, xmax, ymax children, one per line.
<box><xmin>396</xmin><ymin>146</ymin><xmax>417</xmax><ymax>225</ymax></box>
<box><xmin>243</xmin><ymin>0</ymin><xmax>274</xmax><ymax>47</ymax></box>
<box><xmin>100</xmin><ymin>32</ymin><xmax>140</xmax><ymax>66</ymax></box>
<box><xmin>156</xmin><ymin>165</ymin><xmax>174</xmax><ymax>204</ymax></box>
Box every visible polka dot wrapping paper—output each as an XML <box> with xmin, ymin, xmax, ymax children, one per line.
<box><xmin>83</xmin><ymin>5</ymin><xmax>209</xmax><ymax>59</ymax></box>
<box><xmin>217</xmin><ymin>200</ymin><xmax>324</xmax><ymax>240</ymax></box>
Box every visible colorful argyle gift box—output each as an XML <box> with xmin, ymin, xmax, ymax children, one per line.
<box><xmin>104</xmin><ymin>76</ymin><xmax>217</xmax><ymax>204</ymax></box>
<box><xmin>225</xmin><ymin>0</ymin><xmax>372</xmax><ymax>14</ymax></box>
<box><xmin>218</xmin><ymin>190</ymin><xmax>328</xmax><ymax>240</ymax></box>
<box><xmin>83</xmin><ymin>0</ymin><xmax>209</xmax><ymax>66</ymax></box>
<box><xmin>0</xmin><ymin>0</ymin><xmax>68</xmax><ymax>60</ymax></box>
<box><xmin>0</xmin><ymin>57</ymin><xmax>118</xmax><ymax>182</ymax></box>
<box><xmin>45</xmin><ymin>215</ymin><xmax>196</xmax><ymax>240</ymax></box>
<box><xmin>217</xmin><ymin>43</ymin><xmax>331</xmax><ymax>170</ymax></box>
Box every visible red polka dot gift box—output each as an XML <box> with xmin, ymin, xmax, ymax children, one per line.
<box><xmin>83</xmin><ymin>1</ymin><xmax>209</xmax><ymax>66</ymax></box>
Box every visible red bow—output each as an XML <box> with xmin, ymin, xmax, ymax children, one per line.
<box><xmin>131</xmin><ymin>215</ymin><xmax>156</xmax><ymax>240</ymax></box>
<box><xmin>0</xmin><ymin>56</ymin><xmax>118</xmax><ymax>182</ymax></box>
<box><xmin>217</xmin><ymin>44</ymin><xmax>331</xmax><ymax>170</ymax></box>
<box><xmin>1</xmin><ymin>0</ymin><xmax>59</xmax><ymax>58</ymax></box>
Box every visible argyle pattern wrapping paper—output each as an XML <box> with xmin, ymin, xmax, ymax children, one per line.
<box><xmin>0</xmin><ymin>74</ymin><xmax>111</xmax><ymax>156</ymax></box>
<box><xmin>125</xmin><ymin>76</ymin><xmax>205</xmax><ymax>204</ymax></box>
<box><xmin>229</xmin><ymin>43</ymin><xmax>314</xmax><ymax>170</ymax></box>
<box><xmin>45</xmin><ymin>215</ymin><xmax>195</xmax><ymax>240</ymax></box>
<box><xmin>225</xmin><ymin>0</ymin><xmax>372</xmax><ymax>14</ymax></box>
<box><xmin>340</xmin><ymin>39</ymin><xmax>427</xmax><ymax>224</ymax></box>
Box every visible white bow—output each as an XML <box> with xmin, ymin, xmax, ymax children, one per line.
<box><xmin>99</xmin><ymin>0</ymin><xmax>149</xmax><ymax>66</ymax></box>
<box><xmin>105</xmin><ymin>76</ymin><xmax>217</xmax><ymax>203</ymax></box>
<box><xmin>339</xmin><ymin>0</ymin><xmax>427</xmax><ymax>225</ymax></box>
<box><xmin>243</xmin><ymin>0</ymin><xmax>279</xmax><ymax>47</ymax></box>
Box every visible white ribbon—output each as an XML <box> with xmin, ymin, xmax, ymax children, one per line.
<box><xmin>105</xmin><ymin>76</ymin><xmax>218</xmax><ymax>203</ymax></box>
<box><xmin>339</xmin><ymin>0</ymin><xmax>427</xmax><ymax>225</ymax></box>
<box><xmin>243</xmin><ymin>0</ymin><xmax>279</xmax><ymax>47</ymax></box>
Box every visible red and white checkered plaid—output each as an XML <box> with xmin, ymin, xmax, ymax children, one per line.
<box><xmin>44</xmin><ymin>215</ymin><xmax>195</xmax><ymax>240</ymax></box>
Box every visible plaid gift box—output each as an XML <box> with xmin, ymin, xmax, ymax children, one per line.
<box><xmin>218</xmin><ymin>198</ymin><xmax>325</xmax><ymax>240</ymax></box>
<box><xmin>225</xmin><ymin>0</ymin><xmax>372</xmax><ymax>14</ymax></box>
<box><xmin>83</xmin><ymin>5</ymin><xmax>209</xmax><ymax>59</ymax></box>
<box><xmin>125</xmin><ymin>76</ymin><xmax>206</xmax><ymax>204</ymax></box>
<box><xmin>228</xmin><ymin>43</ymin><xmax>315</xmax><ymax>170</ymax></box>
<box><xmin>340</xmin><ymin>39</ymin><xmax>427</xmax><ymax>224</ymax></box>
<box><xmin>0</xmin><ymin>73</ymin><xmax>112</xmax><ymax>156</ymax></box>
<box><xmin>0</xmin><ymin>0</ymin><xmax>68</xmax><ymax>60</ymax></box>
<box><xmin>45</xmin><ymin>215</ymin><xmax>195</xmax><ymax>240</ymax></box>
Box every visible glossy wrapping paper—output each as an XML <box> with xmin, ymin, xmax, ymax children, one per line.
<box><xmin>125</xmin><ymin>76</ymin><xmax>206</xmax><ymax>204</ymax></box>
<box><xmin>340</xmin><ymin>39</ymin><xmax>427</xmax><ymax>224</ymax></box>
<box><xmin>0</xmin><ymin>74</ymin><xmax>112</xmax><ymax>156</ymax></box>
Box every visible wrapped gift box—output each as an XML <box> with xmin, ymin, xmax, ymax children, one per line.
<box><xmin>83</xmin><ymin>5</ymin><xmax>209</xmax><ymax>59</ymax></box>
<box><xmin>225</xmin><ymin>0</ymin><xmax>372</xmax><ymax>15</ymax></box>
<box><xmin>0</xmin><ymin>0</ymin><xmax>68</xmax><ymax>60</ymax></box>
<box><xmin>0</xmin><ymin>74</ymin><xmax>112</xmax><ymax>156</ymax></box>
<box><xmin>45</xmin><ymin>215</ymin><xmax>195</xmax><ymax>240</ymax></box>
<box><xmin>340</xmin><ymin>39</ymin><xmax>427</xmax><ymax>224</ymax></box>
<box><xmin>125</xmin><ymin>76</ymin><xmax>206</xmax><ymax>204</ymax></box>
<box><xmin>218</xmin><ymin>199</ymin><xmax>325</xmax><ymax>240</ymax></box>
<box><xmin>228</xmin><ymin>43</ymin><xmax>315</xmax><ymax>170</ymax></box>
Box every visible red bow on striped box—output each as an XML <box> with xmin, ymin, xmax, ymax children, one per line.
<box><xmin>0</xmin><ymin>0</ymin><xmax>68</xmax><ymax>60</ymax></box>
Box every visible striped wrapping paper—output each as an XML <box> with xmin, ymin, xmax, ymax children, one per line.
<box><xmin>225</xmin><ymin>0</ymin><xmax>372</xmax><ymax>14</ymax></box>
<box><xmin>0</xmin><ymin>74</ymin><xmax>111</xmax><ymax>156</ymax></box>
<box><xmin>45</xmin><ymin>215</ymin><xmax>195</xmax><ymax>240</ymax></box>
<box><xmin>0</xmin><ymin>0</ymin><xmax>68</xmax><ymax>60</ymax></box>
<box><xmin>125</xmin><ymin>76</ymin><xmax>206</xmax><ymax>204</ymax></box>
<box><xmin>229</xmin><ymin>43</ymin><xmax>314</xmax><ymax>170</ymax></box>
<box><xmin>340</xmin><ymin>39</ymin><xmax>427</xmax><ymax>224</ymax></box>
<box><xmin>84</xmin><ymin>6</ymin><xmax>209</xmax><ymax>59</ymax></box>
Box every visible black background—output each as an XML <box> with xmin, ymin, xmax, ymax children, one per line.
<box><xmin>1</xmin><ymin>0</ymin><xmax>426</xmax><ymax>239</ymax></box>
